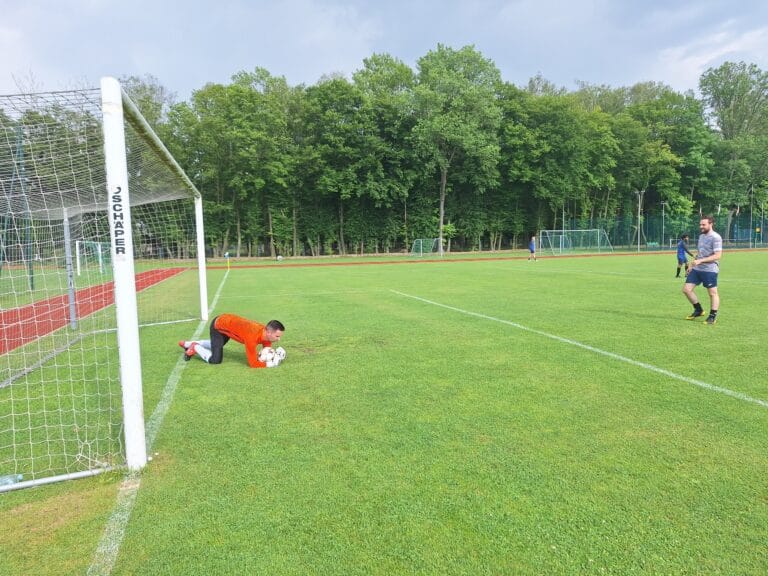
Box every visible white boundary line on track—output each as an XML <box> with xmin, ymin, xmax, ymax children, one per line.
<box><xmin>390</xmin><ymin>289</ymin><xmax>768</xmax><ymax>410</ymax></box>
<box><xmin>87</xmin><ymin>271</ymin><xmax>230</xmax><ymax>576</ymax></box>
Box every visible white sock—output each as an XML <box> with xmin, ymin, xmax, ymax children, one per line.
<box><xmin>194</xmin><ymin>342</ymin><xmax>212</xmax><ymax>363</ymax></box>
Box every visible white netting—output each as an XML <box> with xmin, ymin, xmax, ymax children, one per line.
<box><xmin>0</xmin><ymin>86</ymin><xmax>203</xmax><ymax>487</ymax></box>
<box><xmin>410</xmin><ymin>238</ymin><xmax>439</xmax><ymax>257</ymax></box>
<box><xmin>539</xmin><ymin>229</ymin><xmax>614</xmax><ymax>255</ymax></box>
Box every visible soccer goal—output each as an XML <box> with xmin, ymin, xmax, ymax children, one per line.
<box><xmin>539</xmin><ymin>229</ymin><xmax>614</xmax><ymax>255</ymax></box>
<box><xmin>75</xmin><ymin>240</ymin><xmax>111</xmax><ymax>276</ymax></box>
<box><xmin>0</xmin><ymin>78</ymin><xmax>208</xmax><ymax>492</ymax></box>
<box><xmin>410</xmin><ymin>238</ymin><xmax>439</xmax><ymax>257</ymax></box>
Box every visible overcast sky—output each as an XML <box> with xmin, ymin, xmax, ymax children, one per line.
<box><xmin>2</xmin><ymin>0</ymin><xmax>767</xmax><ymax>102</ymax></box>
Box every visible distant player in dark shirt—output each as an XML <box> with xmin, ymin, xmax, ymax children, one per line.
<box><xmin>676</xmin><ymin>234</ymin><xmax>694</xmax><ymax>278</ymax></box>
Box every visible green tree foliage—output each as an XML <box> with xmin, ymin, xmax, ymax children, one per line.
<box><xmin>353</xmin><ymin>53</ymin><xmax>418</xmax><ymax>249</ymax></box>
<box><xmin>300</xmin><ymin>76</ymin><xmax>375</xmax><ymax>254</ymax></box>
<box><xmin>229</xmin><ymin>69</ymin><xmax>294</xmax><ymax>256</ymax></box>
<box><xmin>412</xmin><ymin>44</ymin><xmax>501</xmax><ymax>254</ymax></box>
<box><xmin>699</xmin><ymin>61</ymin><xmax>768</xmax><ymax>235</ymax></box>
<box><xmin>145</xmin><ymin>50</ymin><xmax>768</xmax><ymax>254</ymax></box>
<box><xmin>700</xmin><ymin>61</ymin><xmax>768</xmax><ymax>139</ymax></box>
<box><xmin>499</xmin><ymin>88</ymin><xmax>618</xmax><ymax>227</ymax></box>
<box><xmin>120</xmin><ymin>74</ymin><xmax>176</xmax><ymax>129</ymax></box>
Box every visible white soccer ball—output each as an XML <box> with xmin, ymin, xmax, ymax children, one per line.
<box><xmin>258</xmin><ymin>347</ymin><xmax>276</xmax><ymax>362</ymax></box>
<box><xmin>274</xmin><ymin>346</ymin><xmax>286</xmax><ymax>361</ymax></box>
<box><xmin>276</xmin><ymin>255</ymin><xmax>284</xmax><ymax>261</ymax></box>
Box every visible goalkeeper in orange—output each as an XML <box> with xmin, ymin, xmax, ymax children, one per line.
<box><xmin>179</xmin><ymin>314</ymin><xmax>286</xmax><ymax>368</ymax></box>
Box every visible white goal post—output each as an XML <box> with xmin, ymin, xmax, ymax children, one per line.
<box><xmin>0</xmin><ymin>77</ymin><xmax>207</xmax><ymax>491</ymax></box>
<box><xmin>538</xmin><ymin>229</ymin><xmax>614</xmax><ymax>255</ymax></box>
<box><xmin>410</xmin><ymin>238</ymin><xmax>439</xmax><ymax>257</ymax></box>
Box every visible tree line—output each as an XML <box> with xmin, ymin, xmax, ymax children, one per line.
<box><xmin>124</xmin><ymin>46</ymin><xmax>768</xmax><ymax>256</ymax></box>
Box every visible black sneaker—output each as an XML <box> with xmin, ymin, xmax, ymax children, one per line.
<box><xmin>686</xmin><ymin>309</ymin><xmax>705</xmax><ymax>320</ymax></box>
<box><xmin>705</xmin><ymin>315</ymin><xmax>717</xmax><ymax>325</ymax></box>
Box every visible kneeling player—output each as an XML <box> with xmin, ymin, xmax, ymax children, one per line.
<box><xmin>179</xmin><ymin>315</ymin><xmax>285</xmax><ymax>368</ymax></box>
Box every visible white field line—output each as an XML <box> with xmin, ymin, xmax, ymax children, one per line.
<box><xmin>390</xmin><ymin>290</ymin><xmax>768</xmax><ymax>410</ymax></box>
<box><xmin>221</xmin><ymin>289</ymin><xmax>375</xmax><ymax>298</ymax></box>
<box><xmin>87</xmin><ymin>271</ymin><xmax>230</xmax><ymax>576</ymax></box>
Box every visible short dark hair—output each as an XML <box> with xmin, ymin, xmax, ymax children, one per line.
<box><xmin>266</xmin><ymin>320</ymin><xmax>285</xmax><ymax>332</ymax></box>
<box><xmin>702</xmin><ymin>215</ymin><xmax>715</xmax><ymax>225</ymax></box>
<box><xmin>681</xmin><ymin>234</ymin><xmax>688</xmax><ymax>240</ymax></box>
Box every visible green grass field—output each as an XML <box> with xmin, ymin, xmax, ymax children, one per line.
<box><xmin>2</xmin><ymin>250</ymin><xmax>768</xmax><ymax>575</ymax></box>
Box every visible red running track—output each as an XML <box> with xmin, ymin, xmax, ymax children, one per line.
<box><xmin>0</xmin><ymin>268</ymin><xmax>186</xmax><ymax>356</ymax></box>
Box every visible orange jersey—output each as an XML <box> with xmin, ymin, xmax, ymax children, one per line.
<box><xmin>213</xmin><ymin>313</ymin><xmax>272</xmax><ymax>368</ymax></box>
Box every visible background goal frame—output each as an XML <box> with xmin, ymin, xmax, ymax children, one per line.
<box><xmin>538</xmin><ymin>228</ymin><xmax>614</xmax><ymax>255</ymax></box>
<box><xmin>410</xmin><ymin>238</ymin><xmax>440</xmax><ymax>257</ymax></box>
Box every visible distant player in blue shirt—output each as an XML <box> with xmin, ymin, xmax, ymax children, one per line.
<box><xmin>528</xmin><ymin>234</ymin><xmax>537</xmax><ymax>261</ymax></box>
<box><xmin>676</xmin><ymin>234</ymin><xmax>694</xmax><ymax>278</ymax></box>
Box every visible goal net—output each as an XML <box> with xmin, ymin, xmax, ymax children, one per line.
<box><xmin>76</xmin><ymin>240</ymin><xmax>111</xmax><ymax>276</ymax></box>
<box><xmin>0</xmin><ymin>78</ymin><xmax>207</xmax><ymax>491</ymax></box>
<box><xmin>539</xmin><ymin>229</ymin><xmax>614</xmax><ymax>255</ymax></box>
<box><xmin>410</xmin><ymin>238</ymin><xmax>439</xmax><ymax>257</ymax></box>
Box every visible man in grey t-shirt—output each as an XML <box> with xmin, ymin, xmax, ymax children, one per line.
<box><xmin>682</xmin><ymin>215</ymin><xmax>723</xmax><ymax>324</ymax></box>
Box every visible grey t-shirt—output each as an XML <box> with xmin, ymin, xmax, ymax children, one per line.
<box><xmin>695</xmin><ymin>230</ymin><xmax>722</xmax><ymax>272</ymax></box>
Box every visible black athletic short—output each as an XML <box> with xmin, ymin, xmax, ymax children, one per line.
<box><xmin>208</xmin><ymin>315</ymin><xmax>230</xmax><ymax>364</ymax></box>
